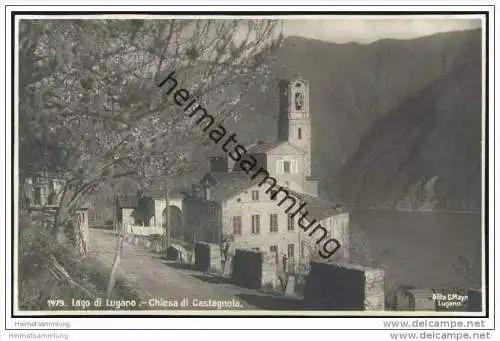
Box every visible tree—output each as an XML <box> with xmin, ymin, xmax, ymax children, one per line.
<box><xmin>19</xmin><ymin>19</ymin><xmax>283</xmax><ymax>248</ymax></box>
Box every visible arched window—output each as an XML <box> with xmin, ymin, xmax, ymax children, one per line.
<box><xmin>294</xmin><ymin>92</ymin><xmax>303</xmax><ymax>110</ymax></box>
<box><xmin>298</xmin><ymin>127</ymin><xmax>302</xmax><ymax>140</ymax></box>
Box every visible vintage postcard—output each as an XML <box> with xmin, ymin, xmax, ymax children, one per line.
<box><xmin>10</xmin><ymin>11</ymin><xmax>488</xmax><ymax>319</ymax></box>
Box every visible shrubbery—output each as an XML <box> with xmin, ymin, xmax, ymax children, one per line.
<box><xmin>18</xmin><ymin>210</ymin><xmax>140</xmax><ymax>310</ymax></box>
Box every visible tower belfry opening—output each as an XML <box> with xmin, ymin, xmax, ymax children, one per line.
<box><xmin>277</xmin><ymin>79</ymin><xmax>312</xmax><ymax>177</ymax></box>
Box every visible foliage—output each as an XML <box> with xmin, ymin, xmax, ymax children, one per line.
<box><xmin>18</xmin><ymin>210</ymin><xmax>140</xmax><ymax>310</ymax></box>
<box><xmin>19</xmin><ymin>19</ymin><xmax>282</xmax><ymax>236</ymax></box>
<box><xmin>133</xmin><ymin>195</ymin><xmax>155</xmax><ymax>226</ymax></box>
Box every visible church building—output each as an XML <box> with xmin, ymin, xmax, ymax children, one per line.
<box><xmin>182</xmin><ymin>79</ymin><xmax>350</xmax><ymax>272</ymax></box>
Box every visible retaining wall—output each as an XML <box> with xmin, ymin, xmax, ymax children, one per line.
<box><xmin>303</xmin><ymin>261</ymin><xmax>385</xmax><ymax>311</ymax></box>
<box><xmin>232</xmin><ymin>248</ymin><xmax>278</xmax><ymax>289</ymax></box>
<box><xmin>194</xmin><ymin>241</ymin><xmax>221</xmax><ymax>272</ymax></box>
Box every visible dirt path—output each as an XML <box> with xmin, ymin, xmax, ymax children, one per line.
<box><xmin>86</xmin><ymin>228</ymin><xmax>264</xmax><ymax>310</ymax></box>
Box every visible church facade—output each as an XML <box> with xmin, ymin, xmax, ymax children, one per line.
<box><xmin>182</xmin><ymin>79</ymin><xmax>350</xmax><ymax>272</ymax></box>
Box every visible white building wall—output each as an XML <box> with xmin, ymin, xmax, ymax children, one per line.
<box><xmin>153</xmin><ymin>198</ymin><xmax>183</xmax><ymax>227</ymax></box>
<box><xmin>122</xmin><ymin>208</ymin><xmax>135</xmax><ymax>228</ymax></box>
<box><xmin>222</xmin><ymin>184</ymin><xmax>301</xmax><ymax>267</ymax></box>
<box><xmin>221</xmin><ymin>183</ymin><xmax>351</xmax><ymax>271</ymax></box>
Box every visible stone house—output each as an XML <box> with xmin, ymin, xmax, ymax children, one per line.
<box><xmin>22</xmin><ymin>170</ymin><xmax>66</xmax><ymax>208</ymax></box>
<box><xmin>22</xmin><ymin>170</ymin><xmax>90</xmax><ymax>254</ymax></box>
<box><xmin>184</xmin><ymin>173</ymin><xmax>349</xmax><ymax>272</ymax></box>
<box><xmin>116</xmin><ymin>185</ymin><xmax>187</xmax><ymax>238</ymax></box>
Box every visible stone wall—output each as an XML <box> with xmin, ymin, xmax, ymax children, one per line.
<box><xmin>122</xmin><ymin>234</ymin><xmax>191</xmax><ymax>262</ymax></box>
<box><xmin>121</xmin><ymin>208</ymin><xmax>135</xmax><ymax>229</ymax></box>
<box><xmin>125</xmin><ymin>225</ymin><xmax>164</xmax><ymax>236</ymax></box>
<box><xmin>124</xmin><ymin>234</ymin><xmax>163</xmax><ymax>253</ymax></box>
<box><xmin>364</xmin><ymin>266</ymin><xmax>386</xmax><ymax>310</ymax></box>
<box><xmin>303</xmin><ymin>261</ymin><xmax>385</xmax><ymax>311</ymax></box>
<box><xmin>262</xmin><ymin>251</ymin><xmax>279</xmax><ymax>289</ymax></box>
<box><xmin>331</xmin><ymin>213</ymin><xmax>350</xmax><ymax>261</ymax></box>
<box><xmin>394</xmin><ymin>288</ymin><xmax>435</xmax><ymax>311</ymax></box>
<box><xmin>152</xmin><ymin>198</ymin><xmax>183</xmax><ymax>228</ymax></box>
<box><xmin>467</xmin><ymin>289</ymin><xmax>482</xmax><ymax>312</ymax></box>
<box><xmin>232</xmin><ymin>248</ymin><xmax>278</xmax><ymax>289</ymax></box>
<box><xmin>194</xmin><ymin>241</ymin><xmax>221</xmax><ymax>272</ymax></box>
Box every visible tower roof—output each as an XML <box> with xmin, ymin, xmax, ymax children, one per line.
<box><xmin>244</xmin><ymin>140</ymin><xmax>305</xmax><ymax>154</ymax></box>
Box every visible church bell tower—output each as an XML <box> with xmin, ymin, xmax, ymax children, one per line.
<box><xmin>277</xmin><ymin>78</ymin><xmax>312</xmax><ymax>177</ymax></box>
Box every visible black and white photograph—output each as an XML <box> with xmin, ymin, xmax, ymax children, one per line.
<box><xmin>8</xmin><ymin>10</ymin><xmax>490</xmax><ymax>321</ymax></box>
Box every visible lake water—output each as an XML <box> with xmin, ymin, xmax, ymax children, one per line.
<box><xmin>346</xmin><ymin>209</ymin><xmax>483</xmax><ymax>293</ymax></box>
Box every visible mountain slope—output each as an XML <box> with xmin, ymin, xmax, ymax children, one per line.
<box><xmin>174</xmin><ymin>29</ymin><xmax>482</xmax><ymax>212</ymax></box>
<box><xmin>333</xmin><ymin>38</ymin><xmax>482</xmax><ymax>210</ymax></box>
<box><xmin>230</xmin><ymin>29</ymin><xmax>481</xmax><ymax>181</ymax></box>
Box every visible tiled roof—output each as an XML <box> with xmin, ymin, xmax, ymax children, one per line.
<box><xmin>201</xmin><ymin>172</ymin><xmax>261</xmax><ymax>202</ymax></box>
<box><xmin>117</xmin><ymin>185</ymin><xmax>189</xmax><ymax>208</ymax></box>
<box><xmin>285</xmin><ymin>189</ymin><xmax>343</xmax><ymax>221</ymax></box>
<box><xmin>118</xmin><ymin>175</ymin><xmax>191</xmax><ymax>196</ymax></box>
<box><xmin>144</xmin><ymin>185</ymin><xmax>189</xmax><ymax>200</ymax></box>
<box><xmin>244</xmin><ymin>141</ymin><xmax>282</xmax><ymax>153</ymax></box>
<box><xmin>117</xmin><ymin>194</ymin><xmax>138</xmax><ymax>208</ymax></box>
<box><xmin>244</xmin><ymin>140</ymin><xmax>305</xmax><ymax>154</ymax></box>
<box><xmin>141</xmin><ymin>176</ymin><xmax>190</xmax><ymax>199</ymax></box>
<box><xmin>198</xmin><ymin>172</ymin><xmax>342</xmax><ymax>221</ymax></box>
<box><xmin>202</xmin><ymin>171</ymin><xmax>250</xmax><ymax>185</ymax></box>
<box><xmin>206</xmin><ymin>140</ymin><xmax>304</xmax><ymax>157</ymax></box>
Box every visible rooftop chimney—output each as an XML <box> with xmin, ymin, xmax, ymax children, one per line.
<box><xmin>209</xmin><ymin>156</ymin><xmax>228</xmax><ymax>173</ymax></box>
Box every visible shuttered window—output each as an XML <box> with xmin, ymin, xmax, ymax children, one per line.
<box><xmin>270</xmin><ymin>214</ymin><xmax>278</xmax><ymax>232</ymax></box>
<box><xmin>287</xmin><ymin>214</ymin><xmax>294</xmax><ymax>231</ymax></box>
<box><xmin>252</xmin><ymin>190</ymin><xmax>259</xmax><ymax>201</ymax></box>
<box><xmin>283</xmin><ymin>161</ymin><xmax>291</xmax><ymax>173</ymax></box>
<box><xmin>251</xmin><ymin>215</ymin><xmax>260</xmax><ymax>234</ymax></box>
<box><xmin>233</xmin><ymin>216</ymin><xmax>242</xmax><ymax>235</ymax></box>
<box><xmin>276</xmin><ymin>160</ymin><xmax>283</xmax><ymax>174</ymax></box>
<box><xmin>277</xmin><ymin>160</ymin><xmax>298</xmax><ymax>174</ymax></box>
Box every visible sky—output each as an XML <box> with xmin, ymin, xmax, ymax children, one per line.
<box><xmin>281</xmin><ymin>17</ymin><xmax>482</xmax><ymax>44</ymax></box>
